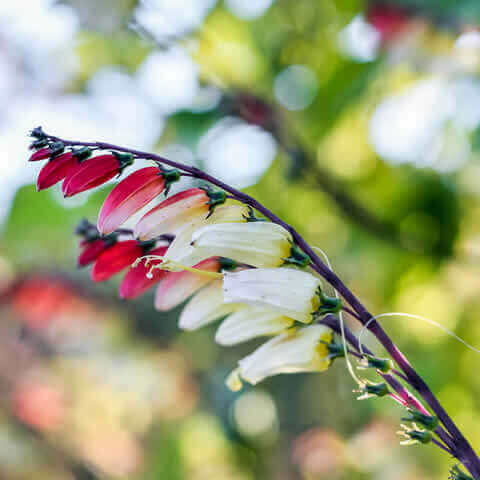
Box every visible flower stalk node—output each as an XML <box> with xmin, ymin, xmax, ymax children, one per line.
<box><xmin>402</xmin><ymin>409</ymin><xmax>439</xmax><ymax>431</ymax></box>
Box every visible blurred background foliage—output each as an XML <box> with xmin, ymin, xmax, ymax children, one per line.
<box><xmin>1</xmin><ymin>0</ymin><xmax>480</xmax><ymax>478</ymax></box>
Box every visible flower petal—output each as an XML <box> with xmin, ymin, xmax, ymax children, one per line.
<box><xmin>98</xmin><ymin>167</ymin><xmax>166</xmax><ymax>235</ymax></box>
<box><xmin>29</xmin><ymin>147</ymin><xmax>52</xmax><ymax>162</ymax></box>
<box><xmin>119</xmin><ymin>246</ymin><xmax>168</xmax><ymax>299</ymax></box>
<box><xmin>162</xmin><ymin>204</ymin><xmax>250</xmax><ymax>267</ymax></box>
<box><xmin>215</xmin><ymin>307</ymin><xmax>294</xmax><ymax>346</ymax></box>
<box><xmin>178</xmin><ymin>280</ymin><xmax>242</xmax><ymax>331</ymax></box>
<box><xmin>37</xmin><ymin>152</ymin><xmax>76</xmax><ymax>191</ymax></box>
<box><xmin>78</xmin><ymin>239</ymin><xmax>109</xmax><ymax>267</ymax></box>
<box><xmin>235</xmin><ymin>325</ymin><xmax>333</xmax><ymax>386</ymax></box>
<box><xmin>154</xmin><ymin>257</ymin><xmax>222</xmax><ymax>311</ymax></box>
<box><xmin>134</xmin><ymin>188</ymin><xmax>209</xmax><ymax>240</ymax></box>
<box><xmin>190</xmin><ymin>222</ymin><xmax>292</xmax><ymax>268</ymax></box>
<box><xmin>63</xmin><ymin>155</ymin><xmax>119</xmax><ymax>197</ymax></box>
<box><xmin>223</xmin><ymin>268</ymin><xmax>321</xmax><ymax>323</ymax></box>
<box><xmin>91</xmin><ymin>240</ymin><xmax>143</xmax><ymax>282</ymax></box>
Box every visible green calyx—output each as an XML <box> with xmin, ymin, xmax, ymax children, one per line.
<box><xmin>159</xmin><ymin>167</ymin><xmax>181</xmax><ymax>195</ymax></box>
<box><xmin>205</xmin><ymin>189</ymin><xmax>227</xmax><ymax>218</ymax></box>
<box><xmin>405</xmin><ymin>429</ymin><xmax>432</xmax><ymax>445</ymax></box>
<box><xmin>324</xmin><ymin>340</ymin><xmax>345</xmax><ymax>361</ymax></box>
<box><xmin>450</xmin><ymin>466</ymin><xmax>474</xmax><ymax>480</ymax></box>
<box><xmin>284</xmin><ymin>243</ymin><xmax>310</xmax><ymax>268</ymax></box>
<box><xmin>72</xmin><ymin>147</ymin><xmax>92</xmax><ymax>162</ymax></box>
<box><xmin>49</xmin><ymin>141</ymin><xmax>65</xmax><ymax>158</ymax></box>
<box><xmin>244</xmin><ymin>206</ymin><xmax>266</xmax><ymax>222</ymax></box>
<box><xmin>363</xmin><ymin>382</ymin><xmax>389</xmax><ymax>398</ymax></box>
<box><xmin>402</xmin><ymin>409</ymin><xmax>439</xmax><ymax>431</ymax></box>
<box><xmin>30</xmin><ymin>138</ymin><xmax>48</xmax><ymax>149</ymax></box>
<box><xmin>218</xmin><ymin>257</ymin><xmax>237</xmax><ymax>271</ymax></box>
<box><xmin>363</xmin><ymin>354</ymin><xmax>394</xmax><ymax>374</ymax></box>
<box><xmin>113</xmin><ymin>152</ymin><xmax>134</xmax><ymax>173</ymax></box>
<box><xmin>30</xmin><ymin>126</ymin><xmax>46</xmax><ymax>139</ymax></box>
<box><xmin>317</xmin><ymin>290</ymin><xmax>343</xmax><ymax>315</ymax></box>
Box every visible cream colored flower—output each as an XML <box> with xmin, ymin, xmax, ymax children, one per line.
<box><xmin>223</xmin><ymin>267</ymin><xmax>321</xmax><ymax>323</ymax></box>
<box><xmin>227</xmin><ymin>325</ymin><xmax>333</xmax><ymax>390</ymax></box>
<box><xmin>189</xmin><ymin>222</ymin><xmax>293</xmax><ymax>268</ymax></box>
<box><xmin>215</xmin><ymin>307</ymin><xmax>294</xmax><ymax>346</ymax></box>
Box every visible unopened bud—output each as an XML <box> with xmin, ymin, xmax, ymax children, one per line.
<box><xmin>402</xmin><ymin>409</ymin><xmax>439</xmax><ymax>431</ymax></box>
<box><xmin>359</xmin><ymin>354</ymin><xmax>394</xmax><ymax>373</ymax></box>
<box><xmin>356</xmin><ymin>381</ymin><xmax>390</xmax><ymax>400</ymax></box>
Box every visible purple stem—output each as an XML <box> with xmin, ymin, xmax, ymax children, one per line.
<box><xmin>42</xmin><ymin>132</ymin><xmax>480</xmax><ymax>477</ymax></box>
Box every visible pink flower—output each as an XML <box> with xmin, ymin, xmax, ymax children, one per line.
<box><xmin>37</xmin><ymin>152</ymin><xmax>76</xmax><ymax>191</ymax></box>
<box><xmin>135</xmin><ymin>188</ymin><xmax>211</xmax><ymax>240</ymax></box>
<box><xmin>98</xmin><ymin>167</ymin><xmax>170</xmax><ymax>235</ymax></box>
<box><xmin>63</xmin><ymin>153</ymin><xmax>134</xmax><ymax>197</ymax></box>
<box><xmin>155</xmin><ymin>257</ymin><xmax>223</xmax><ymax>310</ymax></box>
<box><xmin>119</xmin><ymin>246</ymin><xmax>169</xmax><ymax>299</ymax></box>
<box><xmin>29</xmin><ymin>147</ymin><xmax>52</xmax><ymax>162</ymax></box>
<box><xmin>91</xmin><ymin>240</ymin><xmax>144</xmax><ymax>282</ymax></box>
<box><xmin>78</xmin><ymin>238</ymin><xmax>111</xmax><ymax>267</ymax></box>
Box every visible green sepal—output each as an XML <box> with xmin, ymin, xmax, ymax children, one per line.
<box><xmin>113</xmin><ymin>152</ymin><xmax>134</xmax><ymax>173</ymax></box>
<box><xmin>204</xmin><ymin>189</ymin><xmax>227</xmax><ymax>218</ymax></box>
<box><xmin>138</xmin><ymin>239</ymin><xmax>156</xmax><ymax>254</ymax></box>
<box><xmin>243</xmin><ymin>206</ymin><xmax>266</xmax><ymax>222</ymax></box>
<box><xmin>324</xmin><ymin>339</ymin><xmax>345</xmax><ymax>361</ymax></box>
<box><xmin>317</xmin><ymin>290</ymin><xmax>343</xmax><ymax>315</ymax></box>
<box><xmin>364</xmin><ymin>354</ymin><xmax>394</xmax><ymax>374</ymax></box>
<box><xmin>283</xmin><ymin>243</ymin><xmax>310</xmax><ymax>268</ymax></box>
<box><xmin>30</xmin><ymin>138</ymin><xmax>48</xmax><ymax>149</ymax></box>
<box><xmin>218</xmin><ymin>257</ymin><xmax>237</xmax><ymax>271</ymax></box>
<box><xmin>449</xmin><ymin>465</ymin><xmax>474</xmax><ymax>480</ymax></box>
<box><xmin>159</xmin><ymin>167</ymin><xmax>181</xmax><ymax>196</ymax></box>
<box><xmin>30</xmin><ymin>126</ymin><xmax>46</xmax><ymax>139</ymax></box>
<box><xmin>49</xmin><ymin>141</ymin><xmax>65</xmax><ymax>158</ymax></box>
<box><xmin>402</xmin><ymin>409</ymin><xmax>439</xmax><ymax>431</ymax></box>
<box><xmin>72</xmin><ymin>147</ymin><xmax>92</xmax><ymax>162</ymax></box>
<box><xmin>405</xmin><ymin>429</ymin><xmax>432</xmax><ymax>445</ymax></box>
<box><xmin>363</xmin><ymin>382</ymin><xmax>389</xmax><ymax>398</ymax></box>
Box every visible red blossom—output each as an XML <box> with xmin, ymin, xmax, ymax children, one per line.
<box><xmin>29</xmin><ymin>147</ymin><xmax>52</xmax><ymax>162</ymax></box>
<box><xmin>36</xmin><ymin>152</ymin><xmax>77</xmax><ymax>191</ymax></box>
<box><xmin>78</xmin><ymin>238</ymin><xmax>111</xmax><ymax>267</ymax></box>
<box><xmin>119</xmin><ymin>246</ymin><xmax>169</xmax><ymax>299</ymax></box>
<box><xmin>91</xmin><ymin>240</ymin><xmax>144</xmax><ymax>282</ymax></box>
<box><xmin>98</xmin><ymin>167</ymin><xmax>166</xmax><ymax>235</ymax></box>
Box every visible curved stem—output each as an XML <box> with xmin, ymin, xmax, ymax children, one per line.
<box><xmin>40</xmin><ymin>131</ymin><xmax>480</xmax><ymax>477</ymax></box>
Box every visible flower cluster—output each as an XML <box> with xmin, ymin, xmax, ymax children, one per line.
<box><xmin>28</xmin><ymin>128</ymin><xmax>341</xmax><ymax>389</ymax></box>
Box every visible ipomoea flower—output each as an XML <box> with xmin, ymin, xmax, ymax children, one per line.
<box><xmin>215</xmin><ymin>307</ymin><xmax>294</xmax><ymax>346</ymax></box>
<box><xmin>161</xmin><ymin>205</ymin><xmax>250</xmax><ymax>267</ymax></box>
<box><xmin>37</xmin><ymin>152</ymin><xmax>76</xmax><ymax>191</ymax></box>
<box><xmin>226</xmin><ymin>324</ymin><xmax>333</xmax><ymax>390</ymax></box>
<box><xmin>98</xmin><ymin>167</ymin><xmax>180</xmax><ymax>235</ymax></box>
<box><xmin>223</xmin><ymin>268</ymin><xmax>321</xmax><ymax>323</ymax></box>
<box><xmin>155</xmin><ymin>256</ymin><xmax>227</xmax><ymax>311</ymax></box>
<box><xmin>135</xmin><ymin>188</ymin><xmax>212</xmax><ymax>240</ymax></box>
<box><xmin>178</xmin><ymin>280</ymin><xmax>242</xmax><ymax>331</ymax></box>
<box><xmin>190</xmin><ymin>222</ymin><xmax>293</xmax><ymax>268</ymax></box>
<box><xmin>63</xmin><ymin>153</ymin><xmax>134</xmax><ymax>197</ymax></box>
<box><xmin>119</xmin><ymin>245</ymin><xmax>169</xmax><ymax>299</ymax></box>
<box><xmin>91</xmin><ymin>240</ymin><xmax>145</xmax><ymax>282</ymax></box>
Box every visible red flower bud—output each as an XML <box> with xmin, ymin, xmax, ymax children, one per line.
<box><xmin>98</xmin><ymin>167</ymin><xmax>166</xmax><ymax>235</ymax></box>
<box><xmin>29</xmin><ymin>147</ymin><xmax>52</xmax><ymax>162</ymax></box>
<box><xmin>62</xmin><ymin>153</ymin><xmax>133</xmax><ymax>197</ymax></box>
<box><xmin>119</xmin><ymin>246</ymin><xmax>169</xmax><ymax>299</ymax></box>
<box><xmin>78</xmin><ymin>238</ymin><xmax>111</xmax><ymax>267</ymax></box>
<box><xmin>36</xmin><ymin>152</ymin><xmax>77</xmax><ymax>191</ymax></box>
<box><xmin>367</xmin><ymin>5</ymin><xmax>408</xmax><ymax>44</ymax></box>
<box><xmin>91</xmin><ymin>240</ymin><xmax>143</xmax><ymax>282</ymax></box>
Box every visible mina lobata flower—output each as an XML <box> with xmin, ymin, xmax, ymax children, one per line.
<box><xmin>178</xmin><ymin>280</ymin><xmax>243</xmax><ymax>331</ymax></box>
<box><xmin>223</xmin><ymin>267</ymin><xmax>322</xmax><ymax>323</ymax></box>
<box><xmin>189</xmin><ymin>222</ymin><xmax>294</xmax><ymax>268</ymax></box>
<box><xmin>215</xmin><ymin>307</ymin><xmax>294</xmax><ymax>346</ymax></box>
<box><xmin>226</xmin><ymin>324</ymin><xmax>333</xmax><ymax>390</ymax></box>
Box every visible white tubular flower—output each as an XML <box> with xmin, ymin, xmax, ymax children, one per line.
<box><xmin>163</xmin><ymin>204</ymin><xmax>249</xmax><ymax>267</ymax></box>
<box><xmin>190</xmin><ymin>222</ymin><xmax>293</xmax><ymax>268</ymax></box>
<box><xmin>215</xmin><ymin>307</ymin><xmax>294</xmax><ymax>346</ymax></box>
<box><xmin>226</xmin><ymin>325</ymin><xmax>333</xmax><ymax>390</ymax></box>
<box><xmin>223</xmin><ymin>268</ymin><xmax>321</xmax><ymax>323</ymax></box>
<box><xmin>178</xmin><ymin>280</ymin><xmax>243</xmax><ymax>331</ymax></box>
